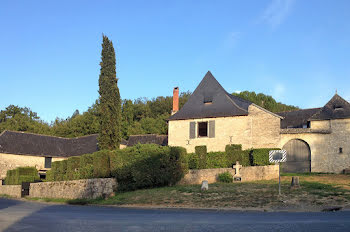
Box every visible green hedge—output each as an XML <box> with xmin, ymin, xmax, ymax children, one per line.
<box><xmin>195</xmin><ymin>146</ymin><xmax>207</xmax><ymax>169</ymax></box>
<box><xmin>5</xmin><ymin>167</ymin><xmax>40</xmax><ymax>185</ymax></box>
<box><xmin>110</xmin><ymin>144</ymin><xmax>188</xmax><ymax>191</ymax></box>
<box><xmin>93</xmin><ymin>151</ymin><xmax>111</xmax><ymax>178</ymax></box>
<box><xmin>79</xmin><ymin>154</ymin><xmax>94</xmax><ymax>179</ymax></box>
<box><xmin>66</xmin><ymin>156</ymin><xmax>81</xmax><ymax>180</ymax></box>
<box><xmin>251</xmin><ymin>148</ymin><xmax>279</xmax><ymax>166</ymax></box>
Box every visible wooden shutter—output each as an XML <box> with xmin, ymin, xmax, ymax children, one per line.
<box><xmin>209</xmin><ymin>120</ymin><xmax>215</xmax><ymax>138</ymax></box>
<box><xmin>189</xmin><ymin>122</ymin><xmax>196</xmax><ymax>139</ymax></box>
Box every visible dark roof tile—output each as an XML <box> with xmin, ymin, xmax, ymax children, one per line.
<box><xmin>0</xmin><ymin>131</ymin><xmax>98</xmax><ymax>157</ymax></box>
<box><xmin>168</xmin><ymin>71</ymin><xmax>251</xmax><ymax>120</ymax></box>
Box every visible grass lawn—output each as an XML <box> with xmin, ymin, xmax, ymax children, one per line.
<box><xmin>32</xmin><ymin>174</ymin><xmax>348</xmax><ymax>211</ymax></box>
<box><xmin>22</xmin><ymin>174</ymin><xmax>350</xmax><ymax>210</ymax></box>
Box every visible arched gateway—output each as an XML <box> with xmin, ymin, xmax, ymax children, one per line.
<box><xmin>282</xmin><ymin>139</ymin><xmax>311</xmax><ymax>173</ymax></box>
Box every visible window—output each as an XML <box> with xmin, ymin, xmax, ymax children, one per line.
<box><xmin>198</xmin><ymin>122</ymin><xmax>208</xmax><ymax>137</ymax></box>
<box><xmin>339</xmin><ymin>147</ymin><xmax>343</xmax><ymax>154</ymax></box>
<box><xmin>45</xmin><ymin>157</ymin><xmax>52</xmax><ymax>168</ymax></box>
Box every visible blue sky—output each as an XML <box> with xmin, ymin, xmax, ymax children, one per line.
<box><xmin>1</xmin><ymin>0</ymin><xmax>350</xmax><ymax>123</ymax></box>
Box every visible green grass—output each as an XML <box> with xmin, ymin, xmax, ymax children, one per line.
<box><xmin>281</xmin><ymin>172</ymin><xmax>328</xmax><ymax>177</ymax></box>
<box><xmin>23</xmin><ymin>179</ymin><xmax>350</xmax><ymax>209</ymax></box>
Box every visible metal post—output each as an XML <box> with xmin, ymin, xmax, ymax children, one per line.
<box><xmin>278</xmin><ymin>162</ymin><xmax>281</xmax><ymax>195</ymax></box>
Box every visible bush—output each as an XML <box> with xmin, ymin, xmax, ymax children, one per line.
<box><xmin>66</xmin><ymin>156</ymin><xmax>81</xmax><ymax>180</ymax></box>
<box><xmin>195</xmin><ymin>146</ymin><xmax>207</xmax><ymax>169</ymax></box>
<box><xmin>251</xmin><ymin>148</ymin><xmax>279</xmax><ymax>166</ymax></box>
<box><xmin>79</xmin><ymin>154</ymin><xmax>94</xmax><ymax>179</ymax></box>
<box><xmin>93</xmin><ymin>151</ymin><xmax>111</xmax><ymax>178</ymax></box>
<box><xmin>111</xmin><ymin>144</ymin><xmax>188</xmax><ymax>191</ymax></box>
<box><xmin>58</xmin><ymin>160</ymin><xmax>68</xmax><ymax>181</ymax></box>
<box><xmin>218</xmin><ymin>172</ymin><xmax>233</xmax><ymax>183</ymax></box>
<box><xmin>206</xmin><ymin>152</ymin><xmax>229</xmax><ymax>168</ymax></box>
<box><xmin>225</xmin><ymin>144</ymin><xmax>242</xmax><ymax>153</ymax></box>
<box><xmin>4</xmin><ymin>167</ymin><xmax>39</xmax><ymax>185</ymax></box>
<box><xmin>187</xmin><ymin>153</ymin><xmax>199</xmax><ymax>169</ymax></box>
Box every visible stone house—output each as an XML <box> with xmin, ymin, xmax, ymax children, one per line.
<box><xmin>168</xmin><ymin>71</ymin><xmax>350</xmax><ymax>173</ymax></box>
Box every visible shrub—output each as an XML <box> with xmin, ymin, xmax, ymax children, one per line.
<box><xmin>218</xmin><ymin>172</ymin><xmax>233</xmax><ymax>183</ymax></box>
<box><xmin>112</xmin><ymin>144</ymin><xmax>188</xmax><ymax>191</ymax></box>
<box><xmin>206</xmin><ymin>152</ymin><xmax>229</xmax><ymax>168</ymax></box>
<box><xmin>251</xmin><ymin>148</ymin><xmax>279</xmax><ymax>166</ymax></box>
<box><xmin>4</xmin><ymin>167</ymin><xmax>39</xmax><ymax>185</ymax></box>
<box><xmin>93</xmin><ymin>151</ymin><xmax>111</xmax><ymax>178</ymax></box>
<box><xmin>225</xmin><ymin>144</ymin><xmax>250</xmax><ymax>167</ymax></box>
<box><xmin>66</xmin><ymin>156</ymin><xmax>81</xmax><ymax>180</ymax></box>
<box><xmin>58</xmin><ymin>160</ymin><xmax>68</xmax><ymax>181</ymax></box>
<box><xmin>79</xmin><ymin>154</ymin><xmax>94</xmax><ymax>179</ymax></box>
<box><xmin>195</xmin><ymin>146</ymin><xmax>207</xmax><ymax>169</ymax></box>
<box><xmin>225</xmin><ymin>144</ymin><xmax>242</xmax><ymax>153</ymax></box>
<box><xmin>187</xmin><ymin>153</ymin><xmax>199</xmax><ymax>169</ymax></box>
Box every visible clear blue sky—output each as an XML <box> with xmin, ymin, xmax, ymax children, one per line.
<box><xmin>1</xmin><ymin>0</ymin><xmax>350</xmax><ymax>123</ymax></box>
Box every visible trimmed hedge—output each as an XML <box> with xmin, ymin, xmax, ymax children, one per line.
<box><xmin>195</xmin><ymin>146</ymin><xmax>207</xmax><ymax>169</ymax></box>
<box><xmin>251</xmin><ymin>148</ymin><xmax>279</xmax><ymax>166</ymax></box>
<box><xmin>110</xmin><ymin>144</ymin><xmax>188</xmax><ymax>191</ymax></box>
<box><xmin>5</xmin><ymin>167</ymin><xmax>40</xmax><ymax>185</ymax></box>
<box><xmin>93</xmin><ymin>151</ymin><xmax>111</xmax><ymax>178</ymax></box>
<box><xmin>79</xmin><ymin>154</ymin><xmax>94</xmax><ymax>179</ymax></box>
<box><xmin>66</xmin><ymin>156</ymin><xmax>81</xmax><ymax>180</ymax></box>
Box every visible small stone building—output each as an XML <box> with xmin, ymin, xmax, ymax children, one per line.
<box><xmin>168</xmin><ymin>71</ymin><xmax>350</xmax><ymax>173</ymax></box>
<box><xmin>0</xmin><ymin>131</ymin><xmax>99</xmax><ymax>180</ymax></box>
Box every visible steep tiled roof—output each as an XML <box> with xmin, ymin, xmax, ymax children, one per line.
<box><xmin>126</xmin><ymin>134</ymin><xmax>168</xmax><ymax>147</ymax></box>
<box><xmin>277</xmin><ymin>108</ymin><xmax>321</xmax><ymax>129</ymax></box>
<box><xmin>0</xmin><ymin>130</ymin><xmax>98</xmax><ymax>157</ymax></box>
<box><xmin>168</xmin><ymin>71</ymin><xmax>252</xmax><ymax>120</ymax></box>
<box><xmin>310</xmin><ymin>94</ymin><xmax>350</xmax><ymax>120</ymax></box>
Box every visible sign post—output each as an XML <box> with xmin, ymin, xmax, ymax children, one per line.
<box><xmin>269</xmin><ymin>150</ymin><xmax>287</xmax><ymax>195</ymax></box>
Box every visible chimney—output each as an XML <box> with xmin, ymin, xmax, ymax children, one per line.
<box><xmin>172</xmin><ymin>87</ymin><xmax>179</xmax><ymax>115</ymax></box>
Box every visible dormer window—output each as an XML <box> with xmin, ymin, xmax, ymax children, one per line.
<box><xmin>204</xmin><ymin>94</ymin><xmax>213</xmax><ymax>104</ymax></box>
<box><xmin>334</xmin><ymin>105</ymin><xmax>343</xmax><ymax>110</ymax></box>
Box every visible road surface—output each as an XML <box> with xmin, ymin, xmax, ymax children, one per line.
<box><xmin>0</xmin><ymin>198</ymin><xmax>350</xmax><ymax>231</ymax></box>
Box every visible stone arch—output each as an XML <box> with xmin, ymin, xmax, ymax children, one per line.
<box><xmin>282</xmin><ymin>139</ymin><xmax>311</xmax><ymax>173</ymax></box>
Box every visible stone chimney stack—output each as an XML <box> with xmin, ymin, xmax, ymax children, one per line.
<box><xmin>172</xmin><ymin>87</ymin><xmax>179</xmax><ymax>115</ymax></box>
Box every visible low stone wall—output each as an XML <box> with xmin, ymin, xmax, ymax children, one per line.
<box><xmin>0</xmin><ymin>183</ymin><xmax>21</xmax><ymax>198</ymax></box>
<box><xmin>179</xmin><ymin>165</ymin><xmax>279</xmax><ymax>185</ymax></box>
<box><xmin>29</xmin><ymin>178</ymin><xmax>117</xmax><ymax>199</ymax></box>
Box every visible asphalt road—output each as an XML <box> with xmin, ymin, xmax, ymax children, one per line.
<box><xmin>0</xmin><ymin>198</ymin><xmax>350</xmax><ymax>232</ymax></box>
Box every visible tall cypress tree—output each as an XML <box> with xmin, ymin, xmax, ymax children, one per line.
<box><xmin>98</xmin><ymin>35</ymin><xmax>121</xmax><ymax>150</ymax></box>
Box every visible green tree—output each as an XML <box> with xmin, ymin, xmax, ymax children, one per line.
<box><xmin>98</xmin><ymin>35</ymin><xmax>121</xmax><ymax>150</ymax></box>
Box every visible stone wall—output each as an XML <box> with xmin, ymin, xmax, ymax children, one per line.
<box><xmin>280</xmin><ymin>118</ymin><xmax>350</xmax><ymax>173</ymax></box>
<box><xmin>0</xmin><ymin>153</ymin><xmax>66</xmax><ymax>179</ymax></box>
<box><xmin>178</xmin><ymin>165</ymin><xmax>279</xmax><ymax>185</ymax></box>
<box><xmin>29</xmin><ymin>178</ymin><xmax>117</xmax><ymax>199</ymax></box>
<box><xmin>168</xmin><ymin>105</ymin><xmax>281</xmax><ymax>153</ymax></box>
<box><xmin>0</xmin><ymin>182</ymin><xmax>21</xmax><ymax>198</ymax></box>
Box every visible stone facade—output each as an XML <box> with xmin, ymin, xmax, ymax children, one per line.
<box><xmin>29</xmin><ymin>178</ymin><xmax>117</xmax><ymax>199</ymax></box>
<box><xmin>280</xmin><ymin>118</ymin><xmax>350</xmax><ymax>173</ymax></box>
<box><xmin>0</xmin><ymin>182</ymin><xmax>21</xmax><ymax>198</ymax></box>
<box><xmin>178</xmin><ymin>165</ymin><xmax>279</xmax><ymax>185</ymax></box>
<box><xmin>0</xmin><ymin>153</ymin><xmax>65</xmax><ymax>179</ymax></box>
<box><xmin>168</xmin><ymin>105</ymin><xmax>281</xmax><ymax>153</ymax></box>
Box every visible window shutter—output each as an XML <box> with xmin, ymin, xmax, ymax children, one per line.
<box><xmin>209</xmin><ymin>120</ymin><xmax>215</xmax><ymax>138</ymax></box>
<box><xmin>189</xmin><ymin>122</ymin><xmax>196</xmax><ymax>139</ymax></box>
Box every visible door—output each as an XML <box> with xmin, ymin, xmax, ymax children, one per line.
<box><xmin>21</xmin><ymin>182</ymin><xmax>30</xmax><ymax>197</ymax></box>
<box><xmin>282</xmin><ymin>139</ymin><xmax>311</xmax><ymax>173</ymax></box>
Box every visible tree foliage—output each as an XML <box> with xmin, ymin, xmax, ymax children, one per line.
<box><xmin>0</xmin><ymin>90</ymin><xmax>298</xmax><ymax>138</ymax></box>
<box><xmin>98</xmin><ymin>35</ymin><xmax>122</xmax><ymax>150</ymax></box>
<box><xmin>233</xmin><ymin>91</ymin><xmax>298</xmax><ymax>112</ymax></box>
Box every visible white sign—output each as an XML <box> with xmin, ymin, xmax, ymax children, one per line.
<box><xmin>269</xmin><ymin>150</ymin><xmax>287</xmax><ymax>163</ymax></box>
